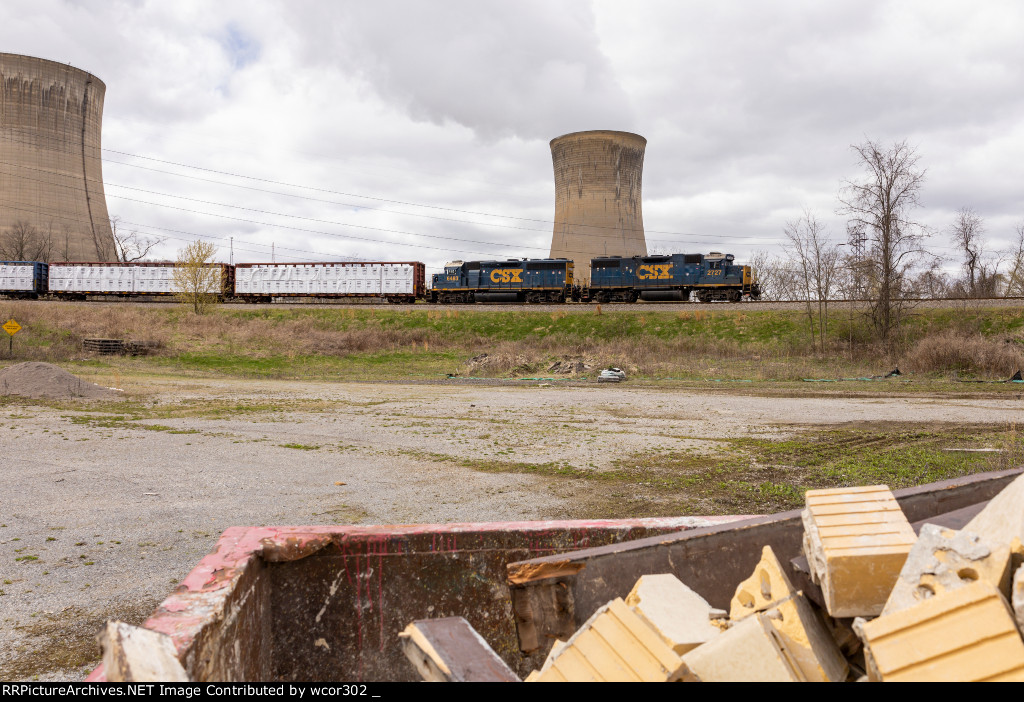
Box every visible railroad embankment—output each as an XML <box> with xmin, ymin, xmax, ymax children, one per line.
<box><xmin>0</xmin><ymin>300</ymin><xmax>1021</xmax><ymax>383</ymax></box>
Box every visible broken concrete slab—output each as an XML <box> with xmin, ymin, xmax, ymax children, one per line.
<box><xmin>625</xmin><ymin>573</ymin><xmax>720</xmax><ymax>654</ymax></box>
<box><xmin>802</xmin><ymin>485</ymin><xmax>917</xmax><ymax>618</ymax></box>
<box><xmin>964</xmin><ymin>473</ymin><xmax>1024</xmax><ymax>549</ymax></box>
<box><xmin>99</xmin><ymin>621</ymin><xmax>189</xmax><ymax>683</ymax></box>
<box><xmin>399</xmin><ymin>617</ymin><xmax>520</xmax><ymax>682</ymax></box>
<box><xmin>528</xmin><ymin>598</ymin><xmax>688</xmax><ymax>682</ymax></box>
<box><xmin>764</xmin><ymin>594</ymin><xmax>849</xmax><ymax>683</ymax></box>
<box><xmin>855</xmin><ymin>581</ymin><xmax>1024</xmax><ymax>682</ymax></box>
<box><xmin>882</xmin><ymin>524</ymin><xmax>1012</xmax><ymax>615</ymax></box>
<box><xmin>729</xmin><ymin>545</ymin><xmax>798</xmax><ymax>621</ymax></box>
<box><xmin>681</xmin><ymin>613</ymin><xmax>802</xmax><ymax>682</ymax></box>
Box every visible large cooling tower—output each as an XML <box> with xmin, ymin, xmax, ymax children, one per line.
<box><xmin>549</xmin><ymin>130</ymin><xmax>647</xmax><ymax>284</ymax></box>
<box><xmin>0</xmin><ymin>54</ymin><xmax>116</xmax><ymax>261</ymax></box>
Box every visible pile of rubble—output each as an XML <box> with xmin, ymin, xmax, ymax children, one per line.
<box><xmin>402</xmin><ymin>477</ymin><xmax>1024</xmax><ymax>682</ymax></box>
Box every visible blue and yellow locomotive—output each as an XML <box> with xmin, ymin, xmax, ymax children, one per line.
<box><xmin>587</xmin><ymin>252</ymin><xmax>759</xmax><ymax>303</ymax></box>
<box><xmin>428</xmin><ymin>258</ymin><xmax>575</xmax><ymax>303</ymax></box>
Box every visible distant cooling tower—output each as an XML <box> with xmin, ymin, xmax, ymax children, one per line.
<box><xmin>0</xmin><ymin>53</ymin><xmax>116</xmax><ymax>261</ymax></box>
<box><xmin>549</xmin><ymin>130</ymin><xmax>647</xmax><ymax>284</ymax></box>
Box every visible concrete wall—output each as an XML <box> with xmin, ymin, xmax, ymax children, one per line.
<box><xmin>0</xmin><ymin>53</ymin><xmax>116</xmax><ymax>262</ymax></box>
<box><xmin>549</xmin><ymin>130</ymin><xmax>647</xmax><ymax>284</ymax></box>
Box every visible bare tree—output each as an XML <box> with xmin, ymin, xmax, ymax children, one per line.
<box><xmin>837</xmin><ymin>139</ymin><xmax>928</xmax><ymax>343</ymax></box>
<box><xmin>950</xmin><ymin>207</ymin><xmax>985</xmax><ymax>297</ymax></box>
<box><xmin>58</xmin><ymin>224</ymin><xmax>73</xmax><ymax>262</ymax></box>
<box><xmin>1006</xmin><ymin>223</ymin><xmax>1024</xmax><ymax>297</ymax></box>
<box><xmin>908</xmin><ymin>259</ymin><xmax>953</xmax><ymax>299</ymax></box>
<box><xmin>172</xmin><ymin>240</ymin><xmax>221</xmax><ymax>314</ymax></box>
<box><xmin>110</xmin><ymin>216</ymin><xmax>162</xmax><ymax>263</ymax></box>
<box><xmin>748</xmin><ymin>250</ymin><xmax>793</xmax><ymax>301</ymax></box>
<box><xmin>0</xmin><ymin>220</ymin><xmax>51</xmax><ymax>261</ymax></box>
<box><xmin>783</xmin><ymin>210</ymin><xmax>841</xmax><ymax>353</ymax></box>
<box><xmin>90</xmin><ymin>220</ymin><xmax>114</xmax><ymax>261</ymax></box>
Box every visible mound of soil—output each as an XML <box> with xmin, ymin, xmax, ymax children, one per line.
<box><xmin>0</xmin><ymin>362</ymin><xmax>116</xmax><ymax>400</ymax></box>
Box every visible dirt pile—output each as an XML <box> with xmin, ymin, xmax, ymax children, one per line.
<box><xmin>0</xmin><ymin>362</ymin><xmax>116</xmax><ymax>400</ymax></box>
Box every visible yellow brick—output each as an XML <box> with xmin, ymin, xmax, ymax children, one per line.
<box><xmin>1013</xmin><ymin>563</ymin><xmax>1023</xmax><ymax>632</ymax></box>
<box><xmin>530</xmin><ymin>598</ymin><xmax>687</xmax><ymax>682</ymax></box>
<box><xmin>964</xmin><ymin>474</ymin><xmax>1024</xmax><ymax>550</ymax></box>
<box><xmin>803</xmin><ymin>485</ymin><xmax>916</xmax><ymax>618</ymax></box>
<box><xmin>765</xmin><ymin>595</ymin><xmax>849</xmax><ymax>682</ymax></box>
<box><xmin>626</xmin><ymin>574</ymin><xmax>720</xmax><ymax>654</ymax></box>
<box><xmin>729</xmin><ymin>545</ymin><xmax>798</xmax><ymax>621</ymax></box>
<box><xmin>856</xmin><ymin>581</ymin><xmax>1024</xmax><ymax>682</ymax></box>
<box><xmin>681</xmin><ymin>613</ymin><xmax>803</xmax><ymax>682</ymax></box>
<box><xmin>882</xmin><ymin>524</ymin><xmax>1012</xmax><ymax>616</ymax></box>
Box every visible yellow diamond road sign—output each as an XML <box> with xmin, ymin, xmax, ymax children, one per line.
<box><xmin>3</xmin><ymin>319</ymin><xmax>21</xmax><ymax>336</ymax></box>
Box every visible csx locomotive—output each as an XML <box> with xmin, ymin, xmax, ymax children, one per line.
<box><xmin>586</xmin><ymin>252</ymin><xmax>759</xmax><ymax>303</ymax></box>
<box><xmin>427</xmin><ymin>252</ymin><xmax>759</xmax><ymax>304</ymax></box>
<box><xmin>428</xmin><ymin>258</ymin><xmax>575</xmax><ymax>304</ymax></box>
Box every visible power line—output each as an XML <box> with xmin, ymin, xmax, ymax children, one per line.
<box><xmin>3</xmin><ymin>165</ymin><xmax>771</xmax><ymax>261</ymax></box>
<box><xmin>0</xmin><ymin>129</ymin><xmax>781</xmax><ymax>244</ymax></box>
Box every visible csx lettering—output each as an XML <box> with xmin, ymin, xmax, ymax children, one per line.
<box><xmin>637</xmin><ymin>264</ymin><xmax>672</xmax><ymax>280</ymax></box>
<box><xmin>490</xmin><ymin>269</ymin><xmax>523</xmax><ymax>283</ymax></box>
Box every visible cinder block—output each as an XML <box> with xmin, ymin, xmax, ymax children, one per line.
<box><xmin>626</xmin><ymin>573</ymin><xmax>720</xmax><ymax>654</ymax></box>
<box><xmin>964</xmin><ymin>474</ymin><xmax>1024</xmax><ymax>549</ymax></box>
<box><xmin>528</xmin><ymin>598</ymin><xmax>687</xmax><ymax>682</ymax></box>
<box><xmin>764</xmin><ymin>594</ymin><xmax>849</xmax><ymax>682</ymax></box>
<box><xmin>802</xmin><ymin>485</ymin><xmax>917</xmax><ymax>618</ymax></box>
<box><xmin>882</xmin><ymin>524</ymin><xmax>1012</xmax><ymax>615</ymax></box>
<box><xmin>681</xmin><ymin>613</ymin><xmax>802</xmax><ymax>682</ymax></box>
<box><xmin>730</xmin><ymin>545</ymin><xmax>798</xmax><ymax>621</ymax></box>
<box><xmin>856</xmin><ymin>581</ymin><xmax>1024</xmax><ymax>682</ymax></box>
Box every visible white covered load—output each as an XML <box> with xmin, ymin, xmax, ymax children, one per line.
<box><xmin>234</xmin><ymin>263</ymin><xmax>416</xmax><ymax>296</ymax></box>
<box><xmin>48</xmin><ymin>264</ymin><xmax>221</xmax><ymax>294</ymax></box>
<box><xmin>0</xmin><ymin>263</ymin><xmax>39</xmax><ymax>291</ymax></box>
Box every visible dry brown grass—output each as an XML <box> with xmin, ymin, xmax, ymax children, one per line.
<box><xmin>903</xmin><ymin>331</ymin><xmax>1024</xmax><ymax>378</ymax></box>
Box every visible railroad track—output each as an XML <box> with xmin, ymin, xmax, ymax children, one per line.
<box><xmin>5</xmin><ymin>296</ymin><xmax>1023</xmax><ymax>312</ymax></box>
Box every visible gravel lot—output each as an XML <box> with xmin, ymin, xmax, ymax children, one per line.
<box><xmin>2</xmin><ymin>376</ymin><xmax>1022</xmax><ymax>680</ymax></box>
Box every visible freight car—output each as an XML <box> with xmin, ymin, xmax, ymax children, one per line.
<box><xmin>47</xmin><ymin>262</ymin><xmax>234</xmax><ymax>300</ymax></box>
<box><xmin>234</xmin><ymin>261</ymin><xmax>425</xmax><ymax>304</ymax></box>
<box><xmin>586</xmin><ymin>252</ymin><xmax>759</xmax><ymax>303</ymax></box>
<box><xmin>428</xmin><ymin>258</ymin><xmax>574</xmax><ymax>303</ymax></box>
<box><xmin>0</xmin><ymin>261</ymin><xmax>48</xmax><ymax>299</ymax></box>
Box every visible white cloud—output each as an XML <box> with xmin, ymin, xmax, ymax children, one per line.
<box><xmin>2</xmin><ymin>0</ymin><xmax>1023</xmax><ymax>272</ymax></box>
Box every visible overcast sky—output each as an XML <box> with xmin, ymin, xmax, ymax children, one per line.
<box><xmin>4</xmin><ymin>0</ymin><xmax>1024</xmax><ymax>273</ymax></box>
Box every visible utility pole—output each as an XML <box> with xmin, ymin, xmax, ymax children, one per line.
<box><xmin>272</xmin><ymin>242</ymin><xmax>275</xmax><ymax>263</ymax></box>
<box><xmin>230</xmin><ymin>237</ymin><xmax>234</xmax><ymax>266</ymax></box>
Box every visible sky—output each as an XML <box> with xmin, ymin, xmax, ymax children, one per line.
<box><xmin>3</xmin><ymin>0</ymin><xmax>1024</xmax><ymax>275</ymax></box>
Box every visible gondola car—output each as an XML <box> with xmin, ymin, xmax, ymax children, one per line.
<box><xmin>586</xmin><ymin>252</ymin><xmax>759</xmax><ymax>303</ymax></box>
<box><xmin>428</xmin><ymin>258</ymin><xmax>574</xmax><ymax>304</ymax></box>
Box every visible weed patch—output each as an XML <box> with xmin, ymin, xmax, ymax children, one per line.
<box><xmin>422</xmin><ymin>422</ymin><xmax>1024</xmax><ymax>517</ymax></box>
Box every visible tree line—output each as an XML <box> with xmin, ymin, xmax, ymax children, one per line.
<box><xmin>752</xmin><ymin>138</ymin><xmax>1024</xmax><ymax>349</ymax></box>
<box><xmin>0</xmin><ymin>216</ymin><xmax>162</xmax><ymax>263</ymax></box>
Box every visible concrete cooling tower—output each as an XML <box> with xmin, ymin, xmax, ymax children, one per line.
<box><xmin>0</xmin><ymin>53</ymin><xmax>116</xmax><ymax>262</ymax></box>
<box><xmin>549</xmin><ymin>130</ymin><xmax>647</xmax><ymax>284</ymax></box>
